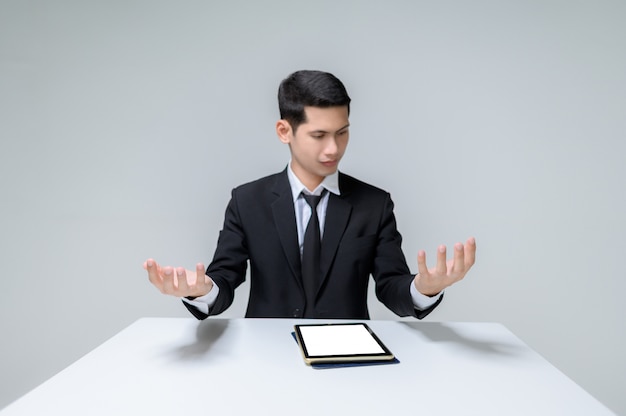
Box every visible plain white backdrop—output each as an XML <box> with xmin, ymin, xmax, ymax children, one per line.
<box><xmin>1</xmin><ymin>1</ymin><xmax>624</xmax><ymax>413</ymax></box>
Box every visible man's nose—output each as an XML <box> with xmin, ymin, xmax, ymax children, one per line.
<box><xmin>324</xmin><ymin>137</ymin><xmax>338</xmax><ymax>155</ymax></box>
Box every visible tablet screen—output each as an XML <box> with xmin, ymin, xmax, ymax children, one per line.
<box><xmin>294</xmin><ymin>323</ymin><xmax>394</xmax><ymax>364</ymax></box>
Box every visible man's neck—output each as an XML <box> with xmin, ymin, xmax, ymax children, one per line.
<box><xmin>286</xmin><ymin>163</ymin><xmax>340</xmax><ymax>198</ymax></box>
<box><xmin>289</xmin><ymin>165</ymin><xmax>323</xmax><ymax>191</ymax></box>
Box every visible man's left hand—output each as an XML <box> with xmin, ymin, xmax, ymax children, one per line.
<box><xmin>414</xmin><ymin>237</ymin><xmax>476</xmax><ymax>296</ymax></box>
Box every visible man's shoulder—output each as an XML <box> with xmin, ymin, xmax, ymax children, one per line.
<box><xmin>338</xmin><ymin>172</ymin><xmax>389</xmax><ymax>197</ymax></box>
<box><xmin>232</xmin><ymin>170</ymin><xmax>288</xmax><ymax>194</ymax></box>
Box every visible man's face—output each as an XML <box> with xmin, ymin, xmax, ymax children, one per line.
<box><xmin>277</xmin><ymin>106</ymin><xmax>350</xmax><ymax>190</ymax></box>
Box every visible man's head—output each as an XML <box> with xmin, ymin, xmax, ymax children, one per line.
<box><xmin>276</xmin><ymin>70</ymin><xmax>351</xmax><ymax>191</ymax></box>
<box><xmin>278</xmin><ymin>70</ymin><xmax>351</xmax><ymax>133</ymax></box>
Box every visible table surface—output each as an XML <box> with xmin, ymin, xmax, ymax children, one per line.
<box><xmin>1</xmin><ymin>318</ymin><xmax>615</xmax><ymax>415</ymax></box>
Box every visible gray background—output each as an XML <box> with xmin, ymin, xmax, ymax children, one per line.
<box><xmin>1</xmin><ymin>0</ymin><xmax>624</xmax><ymax>414</ymax></box>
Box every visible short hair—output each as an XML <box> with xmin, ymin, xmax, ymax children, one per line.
<box><xmin>278</xmin><ymin>70</ymin><xmax>351</xmax><ymax>132</ymax></box>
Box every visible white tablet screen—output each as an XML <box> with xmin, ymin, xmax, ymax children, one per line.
<box><xmin>298</xmin><ymin>323</ymin><xmax>386</xmax><ymax>357</ymax></box>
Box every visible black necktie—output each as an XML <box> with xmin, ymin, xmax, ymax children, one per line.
<box><xmin>302</xmin><ymin>192</ymin><xmax>324</xmax><ymax>317</ymax></box>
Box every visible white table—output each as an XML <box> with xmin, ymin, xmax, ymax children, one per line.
<box><xmin>1</xmin><ymin>318</ymin><xmax>614</xmax><ymax>415</ymax></box>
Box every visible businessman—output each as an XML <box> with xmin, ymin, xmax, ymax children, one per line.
<box><xmin>145</xmin><ymin>70</ymin><xmax>476</xmax><ymax>319</ymax></box>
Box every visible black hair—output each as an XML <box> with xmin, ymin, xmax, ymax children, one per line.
<box><xmin>278</xmin><ymin>70</ymin><xmax>351</xmax><ymax>132</ymax></box>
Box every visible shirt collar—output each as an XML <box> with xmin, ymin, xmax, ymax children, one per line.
<box><xmin>286</xmin><ymin>161</ymin><xmax>340</xmax><ymax>202</ymax></box>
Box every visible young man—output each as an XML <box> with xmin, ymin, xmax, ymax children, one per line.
<box><xmin>145</xmin><ymin>70</ymin><xmax>476</xmax><ymax>319</ymax></box>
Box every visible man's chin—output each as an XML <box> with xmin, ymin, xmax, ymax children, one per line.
<box><xmin>319</xmin><ymin>167</ymin><xmax>338</xmax><ymax>176</ymax></box>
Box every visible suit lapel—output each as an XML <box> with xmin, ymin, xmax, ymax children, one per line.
<box><xmin>318</xmin><ymin>175</ymin><xmax>353</xmax><ymax>295</ymax></box>
<box><xmin>271</xmin><ymin>171</ymin><xmax>302</xmax><ymax>285</ymax></box>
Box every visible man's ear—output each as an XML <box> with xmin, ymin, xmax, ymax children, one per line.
<box><xmin>276</xmin><ymin>119</ymin><xmax>292</xmax><ymax>144</ymax></box>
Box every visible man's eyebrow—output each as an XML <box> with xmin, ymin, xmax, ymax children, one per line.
<box><xmin>337</xmin><ymin>123</ymin><xmax>350</xmax><ymax>132</ymax></box>
<box><xmin>310</xmin><ymin>124</ymin><xmax>350</xmax><ymax>133</ymax></box>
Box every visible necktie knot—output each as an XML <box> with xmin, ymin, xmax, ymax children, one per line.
<box><xmin>302</xmin><ymin>193</ymin><xmax>323</xmax><ymax>210</ymax></box>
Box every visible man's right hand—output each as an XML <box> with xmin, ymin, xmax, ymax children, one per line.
<box><xmin>144</xmin><ymin>259</ymin><xmax>213</xmax><ymax>298</ymax></box>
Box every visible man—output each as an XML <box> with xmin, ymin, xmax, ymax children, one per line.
<box><xmin>145</xmin><ymin>70</ymin><xmax>476</xmax><ymax>319</ymax></box>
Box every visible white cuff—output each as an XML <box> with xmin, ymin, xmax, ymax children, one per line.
<box><xmin>410</xmin><ymin>280</ymin><xmax>442</xmax><ymax>310</ymax></box>
<box><xmin>181</xmin><ymin>283</ymin><xmax>220</xmax><ymax>315</ymax></box>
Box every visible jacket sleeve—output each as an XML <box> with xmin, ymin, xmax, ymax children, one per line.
<box><xmin>182</xmin><ymin>189</ymin><xmax>249</xmax><ymax>319</ymax></box>
<box><xmin>372</xmin><ymin>193</ymin><xmax>442</xmax><ymax>319</ymax></box>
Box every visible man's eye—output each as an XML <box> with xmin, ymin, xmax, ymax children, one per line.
<box><xmin>312</xmin><ymin>134</ymin><xmax>324</xmax><ymax>139</ymax></box>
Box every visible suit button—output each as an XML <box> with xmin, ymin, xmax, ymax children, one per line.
<box><xmin>293</xmin><ymin>308</ymin><xmax>302</xmax><ymax>318</ymax></box>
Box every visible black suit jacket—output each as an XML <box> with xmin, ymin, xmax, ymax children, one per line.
<box><xmin>185</xmin><ymin>169</ymin><xmax>442</xmax><ymax>319</ymax></box>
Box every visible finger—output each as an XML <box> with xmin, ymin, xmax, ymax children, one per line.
<box><xmin>196</xmin><ymin>263</ymin><xmax>208</xmax><ymax>287</ymax></box>
<box><xmin>161</xmin><ymin>266</ymin><xmax>176</xmax><ymax>293</ymax></box>
<box><xmin>465</xmin><ymin>237</ymin><xmax>476</xmax><ymax>268</ymax></box>
<box><xmin>435</xmin><ymin>245</ymin><xmax>447</xmax><ymax>276</ymax></box>
<box><xmin>144</xmin><ymin>259</ymin><xmax>161</xmax><ymax>272</ymax></box>
<box><xmin>145</xmin><ymin>258</ymin><xmax>155</xmax><ymax>270</ymax></box>
<box><xmin>452</xmin><ymin>242</ymin><xmax>465</xmax><ymax>274</ymax></box>
<box><xmin>146</xmin><ymin>259</ymin><xmax>163</xmax><ymax>286</ymax></box>
<box><xmin>176</xmin><ymin>267</ymin><xmax>190</xmax><ymax>293</ymax></box>
<box><xmin>417</xmin><ymin>250</ymin><xmax>429</xmax><ymax>277</ymax></box>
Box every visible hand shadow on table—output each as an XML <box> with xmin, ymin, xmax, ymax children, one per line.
<box><xmin>400</xmin><ymin>322</ymin><xmax>525</xmax><ymax>357</ymax></box>
<box><xmin>171</xmin><ymin>319</ymin><xmax>229</xmax><ymax>360</ymax></box>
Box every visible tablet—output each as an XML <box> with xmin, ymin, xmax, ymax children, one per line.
<box><xmin>293</xmin><ymin>323</ymin><xmax>395</xmax><ymax>365</ymax></box>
